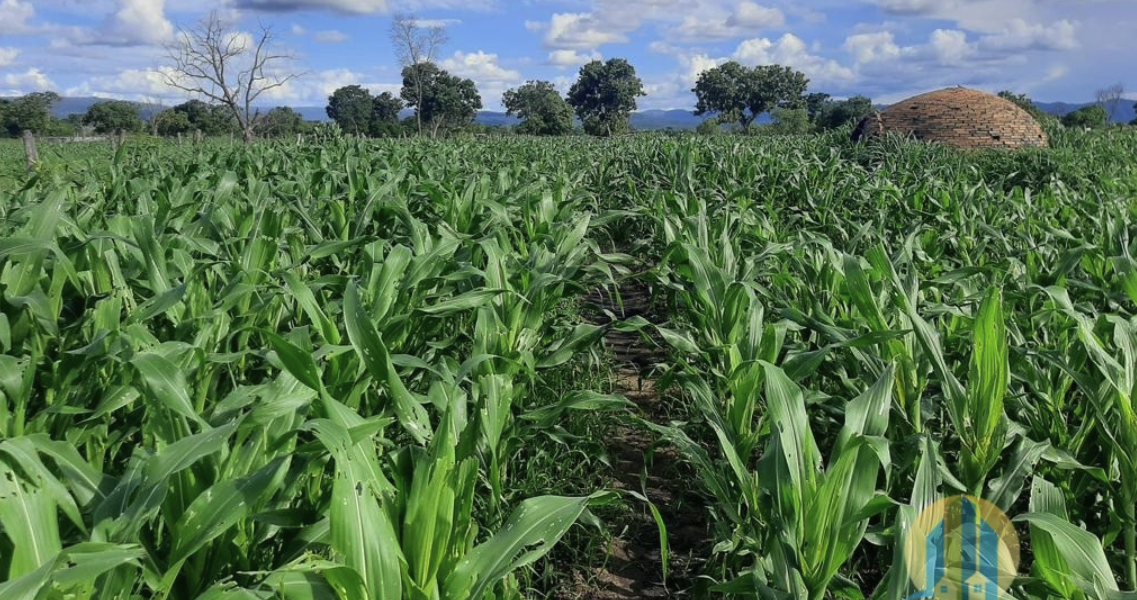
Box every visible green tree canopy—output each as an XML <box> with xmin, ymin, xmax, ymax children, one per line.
<box><xmin>258</xmin><ymin>106</ymin><xmax>304</xmax><ymax>137</ymax></box>
<box><xmin>370</xmin><ymin>91</ymin><xmax>405</xmax><ymax>137</ymax></box>
<box><xmin>812</xmin><ymin>95</ymin><xmax>874</xmax><ymax>130</ymax></box>
<box><xmin>400</xmin><ymin>62</ymin><xmax>482</xmax><ymax>137</ymax></box>
<box><xmin>997</xmin><ymin>90</ymin><xmax>1045</xmax><ymax>120</ymax></box>
<box><xmin>1062</xmin><ymin>104</ymin><xmax>1108</xmax><ymax>129</ymax></box>
<box><xmin>566</xmin><ymin>58</ymin><xmax>646</xmax><ymax>137</ymax></box>
<box><xmin>153</xmin><ymin>110</ymin><xmax>193</xmax><ymax>136</ymax></box>
<box><xmin>503</xmin><ymin>80</ymin><xmax>574</xmax><ymax>136</ymax></box>
<box><xmin>82</xmin><ymin>100</ymin><xmax>143</xmax><ymax>134</ymax></box>
<box><xmin>170</xmin><ymin>100</ymin><xmax>236</xmax><ymax>136</ymax></box>
<box><xmin>1</xmin><ymin>91</ymin><xmax>61</xmax><ymax>137</ymax></box>
<box><xmin>326</xmin><ymin>85</ymin><xmax>375</xmax><ymax>135</ymax></box>
<box><xmin>692</xmin><ymin>62</ymin><xmax>809</xmax><ymax>130</ymax></box>
<box><xmin>768</xmin><ymin>107</ymin><xmax>812</xmax><ymax>135</ymax></box>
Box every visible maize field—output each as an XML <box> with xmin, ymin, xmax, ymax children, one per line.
<box><xmin>2</xmin><ymin>128</ymin><xmax>1137</xmax><ymax>600</ymax></box>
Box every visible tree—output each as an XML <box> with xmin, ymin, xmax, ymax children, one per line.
<box><xmin>1095</xmin><ymin>82</ymin><xmax>1125</xmax><ymax>123</ymax></box>
<box><xmin>503</xmin><ymin>80</ymin><xmax>574</xmax><ymax>136</ymax></box>
<box><xmin>1</xmin><ymin>91</ymin><xmax>61</xmax><ymax>137</ymax></box>
<box><xmin>370</xmin><ymin>91</ymin><xmax>405</xmax><ymax>137</ymax></box>
<box><xmin>692</xmin><ymin>62</ymin><xmax>809</xmax><ymax>131</ymax></box>
<box><xmin>82</xmin><ymin>100</ymin><xmax>143</xmax><ymax>134</ymax></box>
<box><xmin>997</xmin><ymin>90</ymin><xmax>1044</xmax><ymax>119</ymax></box>
<box><xmin>163</xmin><ymin>10</ymin><xmax>302</xmax><ymax>143</ymax></box>
<box><xmin>768</xmin><ymin>107</ymin><xmax>811</xmax><ymax>135</ymax></box>
<box><xmin>171</xmin><ymin>99</ymin><xmax>236</xmax><ymax>136</ymax></box>
<box><xmin>390</xmin><ymin>12</ymin><xmax>448</xmax><ymax>136</ymax></box>
<box><xmin>400</xmin><ymin>62</ymin><xmax>481</xmax><ymax>137</ymax></box>
<box><xmin>1131</xmin><ymin>101</ymin><xmax>1137</xmax><ymax>126</ymax></box>
<box><xmin>813</xmin><ymin>95</ymin><xmax>874</xmax><ymax>130</ymax></box>
<box><xmin>1061</xmin><ymin>104</ymin><xmax>1108</xmax><ymax>129</ymax></box>
<box><xmin>153</xmin><ymin>110</ymin><xmax>193</xmax><ymax>136</ymax></box>
<box><xmin>259</xmin><ymin>107</ymin><xmax>303</xmax><ymax>137</ymax></box>
<box><xmin>804</xmin><ymin>92</ymin><xmax>831</xmax><ymax>122</ymax></box>
<box><xmin>326</xmin><ymin>85</ymin><xmax>375</xmax><ymax>136</ymax></box>
<box><xmin>566</xmin><ymin>58</ymin><xmax>646</xmax><ymax>137</ymax></box>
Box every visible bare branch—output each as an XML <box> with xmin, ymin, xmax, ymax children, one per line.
<box><xmin>162</xmin><ymin>10</ymin><xmax>305</xmax><ymax>143</ymax></box>
<box><xmin>389</xmin><ymin>12</ymin><xmax>449</xmax><ymax>136</ymax></box>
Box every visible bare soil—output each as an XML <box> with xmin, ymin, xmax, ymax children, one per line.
<box><xmin>551</xmin><ymin>276</ymin><xmax>711</xmax><ymax>600</ymax></box>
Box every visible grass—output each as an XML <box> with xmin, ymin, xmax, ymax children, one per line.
<box><xmin>2</xmin><ymin>127</ymin><xmax>1137</xmax><ymax>599</ymax></box>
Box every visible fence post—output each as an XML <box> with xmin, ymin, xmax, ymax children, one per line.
<box><xmin>22</xmin><ymin>130</ymin><xmax>38</xmax><ymax>173</ymax></box>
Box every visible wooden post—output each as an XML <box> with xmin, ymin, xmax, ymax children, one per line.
<box><xmin>117</xmin><ymin>129</ymin><xmax>126</xmax><ymax>147</ymax></box>
<box><xmin>194</xmin><ymin>129</ymin><xmax>202</xmax><ymax>144</ymax></box>
<box><xmin>22</xmin><ymin>131</ymin><xmax>38</xmax><ymax>173</ymax></box>
<box><xmin>177</xmin><ymin>132</ymin><xmax>183</xmax><ymax>145</ymax></box>
<box><xmin>296</xmin><ymin>133</ymin><xmax>302</xmax><ymax>146</ymax></box>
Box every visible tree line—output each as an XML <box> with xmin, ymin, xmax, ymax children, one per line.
<box><xmin>1</xmin><ymin>9</ymin><xmax>1131</xmax><ymax>141</ymax></box>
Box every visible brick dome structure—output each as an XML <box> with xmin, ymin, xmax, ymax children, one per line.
<box><xmin>852</xmin><ymin>87</ymin><xmax>1048</xmax><ymax>149</ymax></box>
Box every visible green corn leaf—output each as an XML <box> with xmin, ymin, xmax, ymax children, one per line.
<box><xmin>130</xmin><ymin>351</ymin><xmax>209</xmax><ymax>428</ymax></box>
<box><xmin>343</xmin><ymin>281</ymin><xmax>430</xmax><ymax>445</ymax></box>
<box><xmin>445</xmin><ymin>492</ymin><xmax>610</xmax><ymax>600</ymax></box>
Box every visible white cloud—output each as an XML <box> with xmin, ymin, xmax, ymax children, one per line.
<box><xmin>0</xmin><ymin>0</ymin><xmax>35</xmax><ymax>35</ymax></box>
<box><xmin>233</xmin><ymin>0</ymin><xmax>390</xmax><ymax>13</ymax></box>
<box><xmin>441</xmin><ymin>50</ymin><xmax>520</xmax><ymax>82</ymax></box>
<box><xmin>842</xmin><ymin>31</ymin><xmax>902</xmax><ymax>63</ymax></box>
<box><xmin>538</xmin><ymin>12</ymin><xmax>629</xmax><ymax>49</ymax></box>
<box><xmin>231</xmin><ymin>0</ymin><xmax>487</xmax><ymax>14</ymax></box>
<box><xmin>65</xmin><ymin>67</ymin><xmax>183</xmax><ymax>102</ymax></box>
<box><xmin>3</xmin><ymin>68</ymin><xmax>56</xmax><ymax>94</ymax></box>
<box><xmin>728</xmin><ymin>2</ymin><xmax>785</xmax><ymax>29</ymax></box>
<box><xmin>313</xmin><ymin>29</ymin><xmax>349</xmax><ymax>43</ymax></box>
<box><xmin>928</xmin><ymin>29</ymin><xmax>972</xmax><ymax>64</ymax></box>
<box><xmin>0</xmin><ymin>47</ymin><xmax>19</xmax><ymax>66</ymax></box>
<box><xmin>546</xmin><ymin>49</ymin><xmax>601</xmax><ymax>68</ymax></box>
<box><xmin>67</xmin><ymin>0</ymin><xmax>174</xmax><ymax>46</ymax></box>
<box><xmin>978</xmin><ymin>18</ymin><xmax>1078</xmax><ymax>51</ymax></box>
<box><xmin>103</xmin><ymin>0</ymin><xmax>174</xmax><ymax>45</ymax></box>
<box><xmin>290</xmin><ymin>23</ymin><xmax>306</xmax><ymax>35</ymax></box>
<box><xmin>733</xmin><ymin>34</ymin><xmax>856</xmax><ymax>83</ymax></box>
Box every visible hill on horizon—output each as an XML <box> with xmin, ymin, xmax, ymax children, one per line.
<box><xmin>31</xmin><ymin>95</ymin><xmax>1137</xmax><ymax>131</ymax></box>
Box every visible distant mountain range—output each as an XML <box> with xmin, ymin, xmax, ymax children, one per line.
<box><xmin>42</xmin><ymin>96</ymin><xmax>1136</xmax><ymax>131</ymax></box>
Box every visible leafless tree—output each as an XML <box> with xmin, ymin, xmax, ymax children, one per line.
<box><xmin>163</xmin><ymin>10</ymin><xmax>302</xmax><ymax>143</ymax></box>
<box><xmin>389</xmin><ymin>13</ymin><xmax>448</xmax><ymax>136</ymax></box>
<box><xmin>1096</xmin><ymin>82</ymin><xmax>1125</xmax><ymax>124</ymax></box>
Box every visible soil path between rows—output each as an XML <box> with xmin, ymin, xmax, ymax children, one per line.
<box><xmin>555</xmin><ymin>275</ymin><xmax>711</xmax><ymax>599</ymax></box>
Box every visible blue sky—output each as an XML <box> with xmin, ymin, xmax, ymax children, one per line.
<box><xmin>0</xmin><ymin>0</ymin><xmax>1134</xmax><ymax>112</ymax></box>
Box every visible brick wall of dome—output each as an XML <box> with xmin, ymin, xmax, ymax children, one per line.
<box><xmin>852</xmin><ymin>87</ymin><xmax>1049</xmax><ymax>149</ymax></box>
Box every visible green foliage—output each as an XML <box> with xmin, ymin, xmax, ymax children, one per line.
<box><xmin>0</xmin><ymin>92</ymin><xmax>61</xmax><ymax>137</ymax></box>
<box><xmin>566</xmin><ymin>58</ymin><xmax>646</xmax><ymax>137</ymax></box>
<box><xmin>401</xmin><ymin>62</ymin><xmax>482</xmax><ymax>137</ymax></box>
<box><xmin>692</xmin><ymin>61</ymin><xmax>809</xmax><ymax>130</ymax></box>
<box><xmin>1062</xmin><ymin>104</ymin><xmax>1109</xmax><ymax>129</ymax></box>
<box><xmin>326</xmin><ymin>84</ymin><xmax>375</xmax><ymax>135</ymax></box>
<box><xmin>696</xmin><ymin>117</ymin><xmax>724</xmax><ymax>135</ymax></box>
<box><xmin>997</xmin><ymin>89</ymin><xmax>1045</xmax><ymax>119</ymax></box>
<box><xmin>371</xmin><ymin>91</ymin><xmax>405</xmax><ymax>137</ymax></box>
<box><xmin>767</xmin><ymin>107</ymin><xmax>812</xmax><ymax>135</ymax></box>
<box><xmin>257</xmin><ymin>106</ymin><xmax>304</xmax><ymax>137</ymax></box>
<box><xmin>152</xmin><ymin>110</ymin><xmax>193</xmax><ymax>136</ymax></box>
<box><xmin>2</xmin><ymin>130</ymin><xmax>1137</xmax><ymax>600</ymax></box>
<box><xmin>169</xmin><ymin>100</ymin><xmax>236</xmax><ymax>136</ymax></box>
<box><xmin>503</xmin><ymin>80</ymin><xmax>574</xmax><ymax>136</ymax></box>
<box><xmin>812</xmin><ymin>95</ymin><xmax>874</xmax><ymax>130</ymax></box>
<box><xmin>81</xmin><ymin>100</ymin><xmax>143</xmax><ymax>134</ymax></box>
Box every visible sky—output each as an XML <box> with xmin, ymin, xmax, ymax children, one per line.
<box><xmin>0</xmin><ymin>0</ymin><xmax>1134</xmax><ymax>112</ymax></box>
